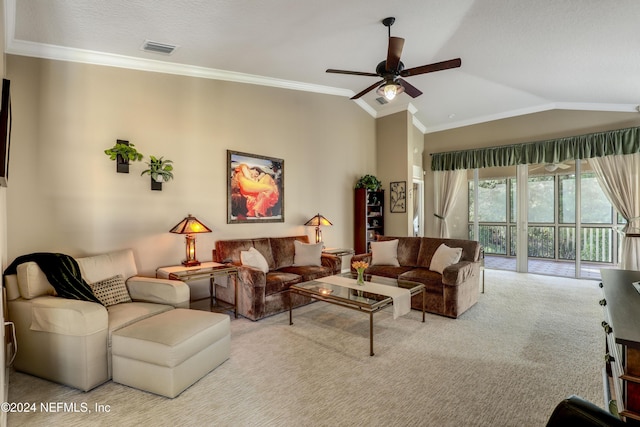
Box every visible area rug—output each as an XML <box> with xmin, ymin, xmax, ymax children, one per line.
<box><xmin>7</xmin><ymin>270</ymin><xmax>604</xmax><ymax>426</ymax></box>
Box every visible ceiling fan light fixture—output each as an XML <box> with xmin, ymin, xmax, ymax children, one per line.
<box><xmin>377</xmin><ymin>81</ymin><xmax>404</xmax><ymax>101</ymax></box>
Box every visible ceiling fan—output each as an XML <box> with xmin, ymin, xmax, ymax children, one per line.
<box><xmin>326</xmin><ymin>17</ymin><xmax>461</xmax><ymax>101</ymax></box>
<box><xmin>530</xmin><ymin>162</ymin><xmax>573</xmax><ymax>172</ymax></box>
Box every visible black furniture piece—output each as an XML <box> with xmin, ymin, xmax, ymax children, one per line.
<box><xmin>546</xmin><ymin>395</ymin><xmax>625</xmax><ymax>427</ymax></box>
<box><xmin>600</xmin><ymin>269</ymin><xmax>640</xmax><ymax>423</ymax></box>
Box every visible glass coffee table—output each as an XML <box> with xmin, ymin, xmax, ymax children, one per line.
<box><xmin>288</xmin><ymin>272</ymin><xmax>425</xmax><ymax>356</ymax></box>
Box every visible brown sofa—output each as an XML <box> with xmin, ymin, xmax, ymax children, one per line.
<box><xmin>351</xmin><ymin>236</ymin><xmax>481</xmax><ymax>318</ymax></box>
<box><xmin>214</xmin><ymin>236</ymin><xmax>341</xmax><ymax>321</ymax></box>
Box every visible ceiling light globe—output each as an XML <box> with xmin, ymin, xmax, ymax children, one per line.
<box><xmin>383</xmin><ymin>84</ymin><xmax>398</xmax><ymax>100</ymax></box>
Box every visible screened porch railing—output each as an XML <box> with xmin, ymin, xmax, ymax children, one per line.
<box><xmin>469</xmin><ymin>224</ymin><xmax>613</xmax><ymax>263</ymax></box>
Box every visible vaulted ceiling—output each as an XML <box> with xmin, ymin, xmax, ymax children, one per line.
<box><xmin>6</xmin><ymin>0</ymin><xmax>640</xmax><ymax>133</ymax></box>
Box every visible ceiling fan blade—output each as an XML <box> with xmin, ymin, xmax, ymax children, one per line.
<box><xmin>386</xmin><ymin>37</ymin><xmax>405</xmax><ymax>72</ymax></box>
<box><xmin>398</xmin><ymin>78</ymin><xmax>422</xmax><ymax>98</ymax></box>
<box><xmin>326</xmin><ymin>69</ymin><xmax>379</xmax><ymax>77</ymax></box>
<box><xmin>557</xmin><ymin>163</ymin><xmax>571</xmax><ymax>169</ymax></box>
<box><xmin>400</xmin><ymin>58</ymin><xmax>462</xmax><ymax>77</ymax></box>
<box><xmin>350</xmin><ymin>80</ymin><xmax>384</xmax><ymax>100</ymax></box>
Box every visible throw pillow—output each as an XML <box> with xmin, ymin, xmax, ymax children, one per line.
<box><xmin>293</xmin><ymin>241</ymin><xmax>323</xmax><ymax>266</ymax></box>
<box><xmin>429</xmin><ymin>244</ymin><xmax>463</xmax><ymax>274</ymax></box>
<box><xmin>89</xmin><ymin>274</ymin><xmax>132</xmax><ymax>307</ymax></box>
<box><xmin>240</xmin><ymin>247</ymin><xmax>269</xmax><ymax>273</ymax></box>
<box><xmin>370</xmin><ymin>239</ymin><xmax>400</xmax><ymax>266</ymax></box>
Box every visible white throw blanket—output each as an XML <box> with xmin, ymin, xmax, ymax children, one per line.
<box><xmin>315</xmin><ymin>275</ymin><xmax>411</xmax><ymax>319</ymax></box>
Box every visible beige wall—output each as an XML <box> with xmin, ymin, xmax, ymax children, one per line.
<box><xmin>6</xmin><ymin>55</ymin><xmax>375</xmax><ymax>274</ymax></box>
<box><xmin>423</xmin><ymin>110</ymin><xmax>640</xmax><ymax>238</ymax></box>
<box><xmin>376</xmin><ymin>111</ymin><xmax>412</xmax><ymax>236</ymax></box>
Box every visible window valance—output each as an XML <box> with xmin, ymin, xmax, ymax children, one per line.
<box><xmin>430</xmin><ymin>126</ymin><xmax>640</xmax><ymax>171</ymax></box>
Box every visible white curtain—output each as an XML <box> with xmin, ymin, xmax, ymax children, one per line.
<box><xmin>433</xmin><ymin>169</ymin><xmax>466</xmax><ymax>238</ymax></box>
<box><xmin>587</xmin><ymin>152</ymin><xmax>640</xmax><ymax>270</ymax></box>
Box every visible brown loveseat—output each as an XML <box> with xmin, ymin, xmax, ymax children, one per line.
<box><xmin>351</xmin><ymin>236</ymin><xmax>481</xmax><ymax>318</ymax></box>
<box><xmin>214</xmin><ymin>236</ymin><xmax>341</xmax><ymax>321</ymax></box>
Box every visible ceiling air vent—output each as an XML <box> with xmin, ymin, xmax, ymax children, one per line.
<box><xmin>141</xmin><ymin>40</ymin><xmax>178</xmax><ymax>55</ymax></box>
<box><xmin>375</xmin><ymin>97</ymin><xmax>389</xmax><ymax>105</ymax></box>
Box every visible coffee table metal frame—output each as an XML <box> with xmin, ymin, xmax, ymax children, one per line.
<box><xmin>288</xmin><ymin>273</ymin><xmax>425</xmax><ymax>356</ymax></box>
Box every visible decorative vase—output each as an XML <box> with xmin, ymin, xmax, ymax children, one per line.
<box><xmin>356</xmin><ymin>268</ymin><xmax>365</xmax><ymax>285</ymax></box>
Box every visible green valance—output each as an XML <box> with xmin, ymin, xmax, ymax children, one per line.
<box><xmin>431</xmin><ymin>126</ymin><xmax>640</xmax><ymax>171</ymax></box>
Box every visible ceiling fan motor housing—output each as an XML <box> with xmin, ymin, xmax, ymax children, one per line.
<box><xmin>376</xmin><ymin>60</ymin><xmax>404</xmax><ymax>76</ymax></box>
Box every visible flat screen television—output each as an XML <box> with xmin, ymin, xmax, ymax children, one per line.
<box><xmin>0</xmin><ymin>78</ymin><xmax>11</xmax><ymax>187</ymax></box>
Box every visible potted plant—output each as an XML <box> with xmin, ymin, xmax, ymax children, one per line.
<box><xmin>104</xmin><ymin>140</ymin><xmax>144</xmax><ymax>173</ymax></box>
<box><xmin>141</xmin><ymin>155</ymin><xmax>174</xmax><ymax>190</ymax></box>
<box><xmin>355</xmin><ymin>174</ymin><xmax>382</xmax><ymax>191</ymax></box>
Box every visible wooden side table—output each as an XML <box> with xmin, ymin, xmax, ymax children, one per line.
<box><xmin>156</xmin><ymin>262</ymin><xmax>238</xmax><ymax>318</ymax></box>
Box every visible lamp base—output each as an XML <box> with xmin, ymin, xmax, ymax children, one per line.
<box><xmin>182</xmin><ymin>259</ymin><xmax>201</xmax><ymax>267</ymax></box>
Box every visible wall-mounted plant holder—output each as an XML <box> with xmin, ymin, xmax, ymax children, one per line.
<box><xmin>116</xmin><ymin>140</ymin><xmax>129</xmax><ymax>173</ymax></box>
<box><xmin>142</xmin><ymin>155</ymin><xmax>173</xmax><ymax>192</ymax></box>
<box><xmin>151</xmin><ymin>177</ymin><xmax>162</xmax><ymax>191</ymax></box>
<box><xmin>104</xmin><ymin>139</ymin><xmax>144</xmax><ymax>174</ymax></box>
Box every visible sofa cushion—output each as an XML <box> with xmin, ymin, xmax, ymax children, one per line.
<box><xmin>265</xmin><ymin>271</ymin><xmax>303</xmax><ymax>296</ymax></box>
<box><xmin>279</xmin><ymin>265</ymin><xmax>334</xmax><ymax>282</ymax></box>
<box><xmin>365</xmin><ymin>265</ymin><xmax>414</xmax><ymax>279</ymax></box>
<box><xmin>429</xmin><ymin>244</ymin><xmax>463</xmax><ymax>274</ymax></box>
<box><xmin>76</xmin><ymin>249</ymin><xmax>138</xmax><ymax>283</ymax></box>
<box><xmin>270</xmin><ymin>236</ymin><xmax>309</xmax><ymax>270</ymax></box>
<box><xmin>293</xmin><ymin>241</ymin><xmax>323</xmax><ymax>266</ymax></box>
<box><xmin>370</xmin><ymin>239</ymin><xmax>400</xmax><ymax>266</ymax></box>
<box><xmin>252</xmin><ymin>238</ymin><xmax>275</xmax><ymax>270</ymax></box>
<box><xmin>241</xmin><ymin>247</ymin><xmax>269</xmax><ymax>273</ymax></box>
<box><xmin>417</xmin><ymin>238</ymin><xmax>480</xmax><ymax>267</ymax></box>
<box><xmin>16</xmin><ymin>262</ymin><xmax>56</xmax><ymax>299</ymax></box>
<box><xmin>377</xmin><ymin>236</ymin><xmax>421</xmax><ymax>267</ymax></box>
<box><xmin>107</xmin><ymin>302</ymin><xmax>173</xmax><ymax>345</ymax></box>
<box><xmin>215</xmin><ymin>239</ymin><xmax>254</xmax><ymax>265</ymax></box>
<box><xmin>30</xmin><ymin>296</ymin><xmax>108</xmax><ymax>336</ymax></box>
<box><xmin>89</xmin><ymin>274</ymin><xmax>132</xmax><ymax>307</ymax></box>
<box><xmin>11</xmin><ymin>255</ymin><xmax>98</xmax><ymax>303</ymax></box>
<box><xmin>399</xmin><ymin>268</ymin><xmax>449</xmax><ymax>293</ymax></box>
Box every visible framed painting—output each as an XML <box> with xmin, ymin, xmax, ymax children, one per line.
<box><xmin>390</xmin><ymin>181</ymin><xmax>406</xmax><ymax>213</ymax></box>
<box><xmin>227</xmin><ymin>150</ymin><xmax>284</xmax><ymax>223</ymax></box>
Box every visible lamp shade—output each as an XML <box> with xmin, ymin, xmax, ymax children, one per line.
<box><xmin>170</xmin><ymin>214</ymin><xmax>212</xmax><ymax>235</ymax></box>
<box><xmin>170</xmin><ymin>214</ymin><xmax>211</xmax><ymax>267</ymax></box>
<box><xmin>304</xmin><ymin>213</ymin><xmax>333</xmax><ymax>227</ymax></box>
<box><xmin>304</xmin><ymin>213</ymin><xmax>332</xmax><ymax>244</ymax></box>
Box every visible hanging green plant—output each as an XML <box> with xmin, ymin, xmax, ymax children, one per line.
<box><xmin>104</xmin><ymin>140</ymin><xmax>144</xmax><ymax>173</ymax></box>
<box><xmin>141</xmin><ymin>156</ymin><xmax>174</xmax><ymax>182</ymax></box>
<box><xmin>355</xmin><ymin>174</ymin><xmax>382</xmax><ymax>190</ymax></box>
<box><xmin>141</xmin><ymin>156</ymin><xmax>174</xmax><ymax>190</ymax></box>
<box><xmin>104</xmin><ymin>141</ymin><xmax>144</xmax><ymax>163</ymax></box>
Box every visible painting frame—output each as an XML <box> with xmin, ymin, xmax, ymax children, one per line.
<box><xmin>390</xmin><ymin>181</ymin><xmax>406</xmax><ymax>213</ymax></box>
<box><xmin>227</xmin><ymin>150</ymin><xmax>284</xmax><ymax>224</ymax></box>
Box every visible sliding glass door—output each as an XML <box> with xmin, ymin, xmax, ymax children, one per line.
<box><xmin>469</xmin><ymin>161</ymin><xmax>621</xmax><ymax>279</ymax></box>
<box><xmin>468</xmin><ymin>166</ymin><xmax>517</xmax><ymax>272</ymax></box>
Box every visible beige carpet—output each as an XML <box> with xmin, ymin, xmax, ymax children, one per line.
<box><xmin>8</xmin><ymin>270</ymin><xmax>604</xmax><ymax>427</ymax></box>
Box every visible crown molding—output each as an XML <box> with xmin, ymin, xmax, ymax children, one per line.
<box><xmin>6</xmin><ymin>38</ymin><xmax>354</xmax><ymax>97</ymax></box>
<box><xmin>424</xmin><ymin>102</ymin><xmax>640</xmax><ymax>133</ymax></box>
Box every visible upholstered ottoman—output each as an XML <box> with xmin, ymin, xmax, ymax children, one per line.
<box><xmin>111</xmin><ymin>308</ymin><xmax>230</xmax><ymax>398</ymax></box>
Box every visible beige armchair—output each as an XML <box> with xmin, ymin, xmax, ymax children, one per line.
<box><xmin>4</xmin><ymin>249</ymin><xmax>190</xmax><ymax>391</ymax></box>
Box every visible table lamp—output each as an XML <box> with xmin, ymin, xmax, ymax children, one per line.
<box><xmin>304</xmin><ymin>213</ymin><xmax>333</xmax><ymax>244</ymax></box>
<box><xmin>170</xmin><ymin>214</ymin><xmax>212</xmax><ymax>266</ymax></box>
